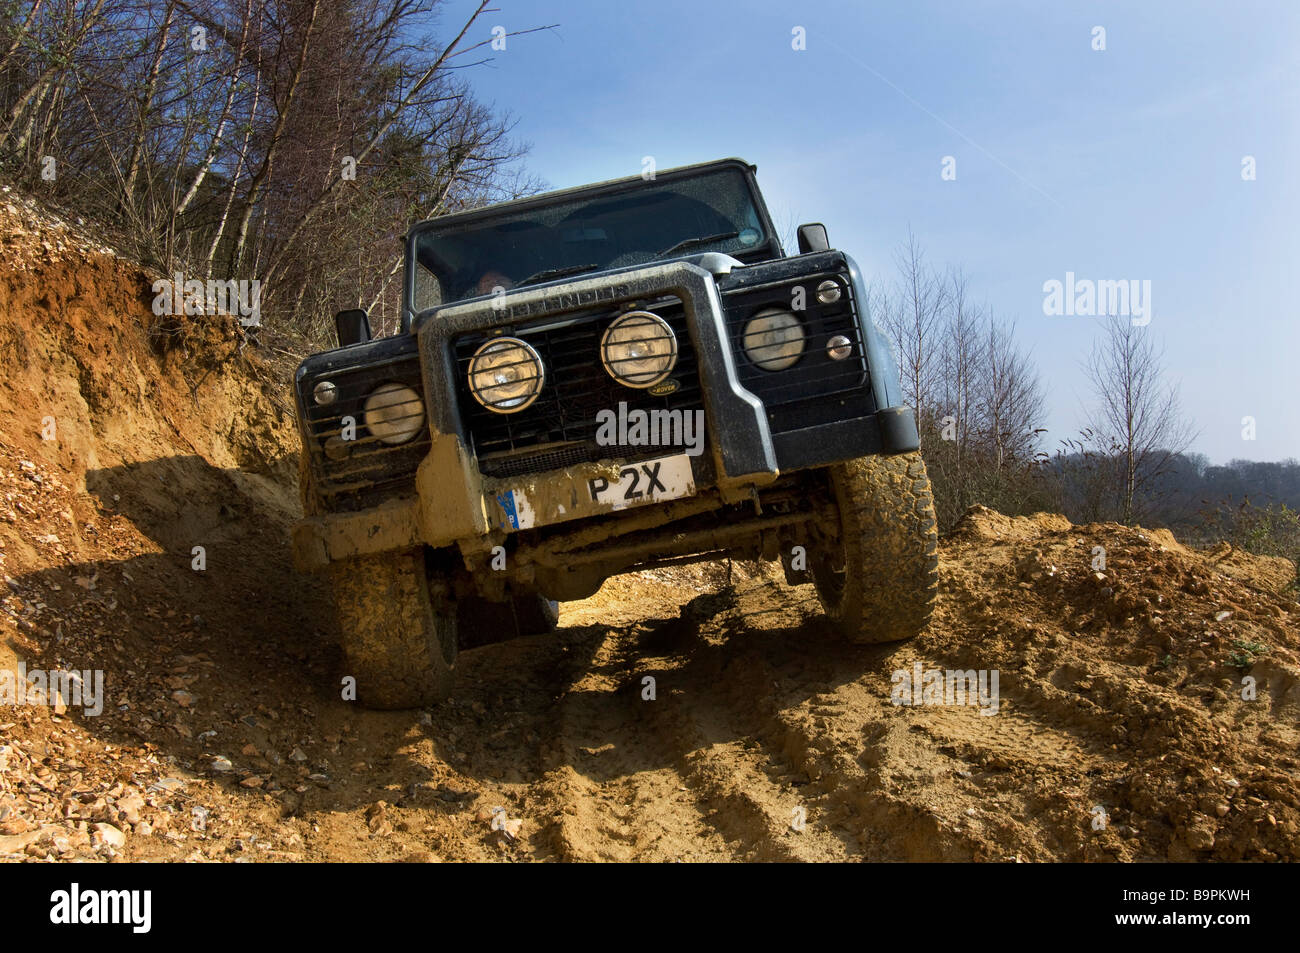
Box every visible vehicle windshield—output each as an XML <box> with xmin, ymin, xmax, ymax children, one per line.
<box><xmin>410</xmin><ymin>166</ymin><xmax>770</xmax><ymax>311</ymax></box>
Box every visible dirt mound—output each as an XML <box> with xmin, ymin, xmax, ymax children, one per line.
<box><xmin>931</xmin><ymin>517</ymin><xmax>1298</xmax><ymax>860</ymax></box>
<box><xmin>1200</xmin><ymin>541</ymin><xmax>1297</xmax><ymax>595</ymax></box>
<box><xmin>951</xmin><ymin>504</ymin><xmax>1073</xmax><ymax>541</ymax></box>
<box><xmin>0</xmin><ymin>189</ymin><xmax>1296</xmax><ymax>863</ymax></box>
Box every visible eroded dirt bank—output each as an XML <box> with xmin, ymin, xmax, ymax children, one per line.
<box><xmin>1</xmin><ymin>191</ymin><xmax>1297</xmax><ymax>862</ymax></box>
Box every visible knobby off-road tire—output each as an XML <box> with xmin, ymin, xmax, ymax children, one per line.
<box><xmin>813</xmin><ymin>450</ymin><xmax>939</xmax><ymax>644</ymax></box>
<box><xmin>328</xmin><ymin>549</ymin><xmax>457</xmax><ymax>709</ymax></box>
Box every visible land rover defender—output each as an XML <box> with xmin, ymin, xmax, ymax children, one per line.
<box><xmin>292</xmin><ymin>158</ymin><xmax>938</xmax><ymax>709</ymax></box>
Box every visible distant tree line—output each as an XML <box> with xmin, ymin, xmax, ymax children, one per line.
<box><xmin>0</xmin><ymin>0</ymin><xmax>543</xmax><ymax>340</ymax></box>
<box><xmin>871</xmin><ymin>232</ymin><xmax>1295</xmax><ymax>570</ymax></box>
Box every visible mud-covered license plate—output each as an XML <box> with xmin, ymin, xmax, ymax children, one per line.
<box><xmin>492</xmin><ymin>453</ymin><xmax>696</xmax><ymax>531</ymax></box>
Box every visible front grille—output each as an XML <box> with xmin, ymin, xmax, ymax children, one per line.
<box><xmin>478</xmin><ymin>441</ymin><xmax>592</xmax><ymax>479</ymax></box>
<box><xmin>302</xmin><ymin>353</ymin><xmax>430</xmax><ymax>510</ymax></box>
<box><xmin>454</xmin><ymin>297</ymin><xmax>704</xmax><ymax>478</ymax></box>
<box><xmin>722</xmin><ymin>273</ymin><xmax>870</xmax><ymax>433</ymax></box>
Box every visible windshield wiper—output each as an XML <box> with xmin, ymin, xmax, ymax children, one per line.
<box><xmin>652</xmin><ymin>231</ymin><xmax>739</xmax><ymax>261</ymax></box>
<box><xmin>517</xmin><ymin>263</ymin><xmax>601</xmax><ymax>287</ymax></box>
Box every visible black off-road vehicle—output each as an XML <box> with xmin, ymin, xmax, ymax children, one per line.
<box><xmin>292</xmin><ymin>158</ymin><xmax>938</xmax><ymax>708</ymax></box>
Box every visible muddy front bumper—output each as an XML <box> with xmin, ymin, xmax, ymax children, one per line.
<box><xmin>292</xmin><ymin>258</ymin><xmax>918</xmax><ymax>572</ymax></box>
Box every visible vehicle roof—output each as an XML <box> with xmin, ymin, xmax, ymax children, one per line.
<box><xmin>406</xmin><ymin>157</ymin><xmax>757</xmax><ymax>238</ymax></box>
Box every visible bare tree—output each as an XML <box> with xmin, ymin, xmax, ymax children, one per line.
<box><xmin>1083</xmin><ymin>317</ymin><xmax>1197</xmax><ymax>525</ymax></box>
<box><xmin>936</xmin><ymin>267</ymin><xmax>982</xmax><ymax>471</ymax></box>
<box><xmin>976</xmin><ymin>312</ymin><xmax>1045</xmax><ymax>470</ymax></box>
<box><xmin>227</xmin><ymin>0</ymin><xmax>321</xmax><ymax>275</ymax></box>
<box><xmin>2</xmin><ymin>0</ymin><xmax>111</xmax><ymax>154</ymax></box>
<box><xmin>0</xmin><ymin>0</ymin><xmax>543</xmax><ymax>342</ymax></box>
<box><xmin>881</xmin><ymin>229</ymin><xmax>946</xmax><ymax>424</ymax></box>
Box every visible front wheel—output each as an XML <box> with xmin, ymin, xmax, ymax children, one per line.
<box><xmin>328</xmin><ymin>549</ymin><xmax>457</xmax><ymax>709</ymax></box>
<box><xmin>812</xmin><ymin>451</ymin><xmax>939</xmax><ymax>644</ymax></box>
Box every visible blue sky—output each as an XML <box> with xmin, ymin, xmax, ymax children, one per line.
<box><xmin>442</xmin><ymin>0</ymin><xmax>1298</xmax><ymax>465</ymax></box>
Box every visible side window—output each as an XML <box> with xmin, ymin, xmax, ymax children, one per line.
<box><xmin>413</xmin><ymin>262</ymin><xmax>443</xmax><ymax>313</ymax></box>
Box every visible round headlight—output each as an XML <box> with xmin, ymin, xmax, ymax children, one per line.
<box><xmin>468</xmin><ymin>337</ymin><xmax>545</xmax><ymax>413</ymax></box>
<box><xmin>362</xmin><ymin>383</ymin><xmax>425</xmax><ymax>444</ymax></box>
<box><xmin>601</xmin><ymin>311</ymin><xmax>678</xmax><ymax>388</ymax></box>
<box><xmin>827</xmin><ymin>334</ymin><xmax>853</xmax><ymax>360</ymax></box>
<box><xmin>742</xmin><ymin>308</ymin><xmax>806</xmax><ymax>371</ymax></box>
<box><xmin>313</xmin><ymin>380</ymin><xmax>337</xmax><ymax>405</ymax></box>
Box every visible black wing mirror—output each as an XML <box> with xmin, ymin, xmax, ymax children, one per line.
<box><xmin>796</xmin><ymin>223</ymin><xmax>830</xmax><ymax>254</ymax></box>
<box><xmin>335</xmin><ymin>308</ymin><xmax>372</xmax><ymax>347</ymax></box>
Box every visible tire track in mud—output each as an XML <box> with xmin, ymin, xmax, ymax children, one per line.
<box><xmin>521</xmin><ymin>565</ymin><xmax>1135</xmax><ymax>862</ymax></box>
<box><xmin>617</xmin><ymin>605</ymin><xmax>851</xmax><ymax>863</ymax></box>
<box><xmin>522</xmin><ymin>573</ymin><xmax>986</xmax><ymax>861</ymax></box>
<box><xmin>528</xmin><ymin>607</ymin><xmax>768</xmax><ymax>861</ymax></box>
<box><xmin>532</xmin><ymin>675</ymin><xmax>729</xmax><ymax>861</ymax></box>
<box><xmin>504</xmin><ymin>573</ymin><xmax>847</xmax><ymax>861</ymax></box>
<box><xmin>642</xmin><ymin>576</ymin><xmax>971</xmax><ymax>862</ymax></box>
<box><xmin>518</xmin><ymin>573</ymin><xmax>898</xmax><ymax>861</ymax></box>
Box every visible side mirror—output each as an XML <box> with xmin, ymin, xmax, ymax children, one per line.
<box><xmin>797</xmin><ymin>223</ymin><xmax>830</xmax><ymax>254</ymax></box>
<box><xmin>335</xmin><ymin>308</ymin><xmax>371</xmax><ymax>347</ymax></box>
